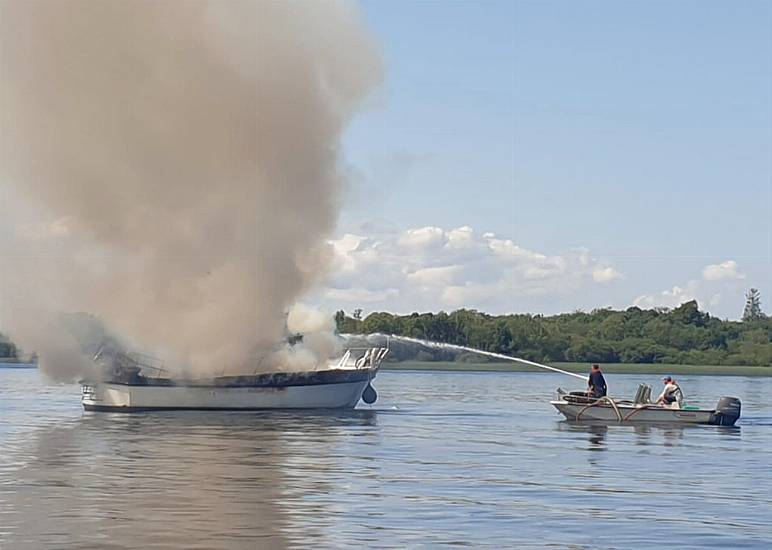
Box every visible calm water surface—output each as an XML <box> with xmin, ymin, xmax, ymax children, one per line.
<box><xmin>1</xmin><ymin>366</ymin><xmax>771</xmax><ymax>549</ymax></box>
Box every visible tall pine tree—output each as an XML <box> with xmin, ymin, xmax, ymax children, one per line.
<box><xmin>742</xmin><ymin>288</ymin><xmax>765</xmax><ymax>321</ymax></box>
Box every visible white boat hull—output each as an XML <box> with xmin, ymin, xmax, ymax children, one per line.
<box><xmin>82</xmin><ymin>346</ymin><xmax>388</xmax><ymax>412</ymax></box>
<box><xmin>551</xmin><ymin>401</ymin><xmax>717</xmax><ymax>424</ymax></box>
<box><xmin>83</xmin><ymin>376</ymin><xmax>374</xmax><ymax>412</ymax></box>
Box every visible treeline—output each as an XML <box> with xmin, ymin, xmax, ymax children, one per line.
<box><xmin>0</xmin><ymin>333</ymin><xmax>16</xmax><ymax>359</ymax></box>
<box><xmin>335</xmin><ymin>301</ymin><xmax>772</xmax><ymax>367</ymax></box>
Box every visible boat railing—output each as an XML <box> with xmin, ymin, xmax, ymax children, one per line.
<box><xmin>93</xmin><ymin>344</ymin><xmax>167</xmax><ymax>377</ymax></box>
<box><xmin>336</xmin><ymin>347</ymin><xmax>389</xmax><ymax>370</ymax></box>
<box><xmin>123</xmin><ymin>351</ymin><xmax>168</xmax><ymax>377</ymax></box>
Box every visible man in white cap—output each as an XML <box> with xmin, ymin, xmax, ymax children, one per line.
<box><xmin>655</xmin><ymin>376</ymin><xmax>683</xmax><ymax>409</ymax></box>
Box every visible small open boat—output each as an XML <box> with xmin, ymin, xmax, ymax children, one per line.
<box><xmin>81</xmin><ymin>346</ymin><xmax>387</xmax><ymax>412</ymax></box>
<box><xmin>551</xmin><ymin>384</ymin><xmax>741</xmax><ymax>426</ymax></box>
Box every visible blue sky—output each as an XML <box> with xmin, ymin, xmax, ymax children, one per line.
<box><xmin>323</xmin><ymin>0</ymin><xmax>771</xmax><ymax>319</ymax></box>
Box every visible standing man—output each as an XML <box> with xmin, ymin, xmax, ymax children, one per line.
<box><xmin>587</xmin><ymin>364</ymin><xmax>607</xmax><ymax>398</ymax></box>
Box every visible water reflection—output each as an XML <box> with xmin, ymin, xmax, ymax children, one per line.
<box><xmin>555</xmin><ymin>421</ymin><xmax>607</xmax><ymax>451</ymax></box>
<box><xmin>2</xmin><ymin>370</ymin><xmax>771</xmax><ymax>549</ymax></box>
<box><xmin>716</xmin><ymin>426</ymin><xmax>742</xmax><ymax>439</ymax></box>
<box><xmin>558</xmin><ymin>420</ymin><xmax>705</xmax><ymax>451</ymax></box>
<box><xmin>586</xmin><ymin>424</ymin><xmax>608</xmax><ymax>450</ymax></box>
<box><xmin>1</xmin><ymin>410</ymin><xmax>379</xmax><ymax>550</ymax></box>
<box><xmin>660</xmin><ymin>427</ymin><xmax>684</xmax><ymax>447</ymax></box>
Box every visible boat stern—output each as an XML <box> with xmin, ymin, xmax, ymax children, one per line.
<box><xmin>81</xmin><ymin>381</ymin><xmax>132</xmax><ymax>411</ymax></box>
<box><xmin>709</xmin><ymin>396</ymin><xmax>741</xmax><ymax>426</ymax></box>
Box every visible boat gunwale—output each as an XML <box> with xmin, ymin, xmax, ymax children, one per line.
<box><xmin>549</xmin><ymin>399</ymin><xmax>716</xmax><ymax>415</ymax></box>
<box><xmin>82</xmin><ymin>404</ymin><xmax>368</xmax><ymax>413</ymax></box>
<box><xmin>83</xmin><ymin>366</ymin><xmax>378</xmax><ymax>389</ymax></box>
<box><xmin>549</xmin><ymin>398</ymin><xmax>741</xmax><ymax>425</ymax></box>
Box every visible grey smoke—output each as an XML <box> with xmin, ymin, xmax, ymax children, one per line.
<box><xmin>0</xmin><ymin>0</ymin><xmax>381</xmax><ymax>380</ymax></box>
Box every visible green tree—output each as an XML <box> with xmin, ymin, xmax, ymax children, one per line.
<box><xmin>491</xmin><ymin>321</ymin><xmax>513</xmax><ymax>354</ymax></box>
<box><xmin>0</xmin><ymin>341</ymin><xmax>17</xmax><ymax>358</ymax></box>
<box><xmin>334</xmin><ymin>310</ymin><xmax>346</xmax><ymax>333</ymax></box>
<box><xmin>340</xmin><ymin>301</ymin><xmax>771</xmax><ymax>367</ymax></box>
<box><xmin>362</xmin><ymin>312</ymin><xmax>398</xmax><ymax>334</ymax></box>
<box><xmin>672</xmin><ymin>300</ymin><xmax>709</xmax><ymax>327</ymax></box>
<box><xmin>742</xmin><ymin>288</ymin><xmax>765</xmax><ymax>321</ymax></box>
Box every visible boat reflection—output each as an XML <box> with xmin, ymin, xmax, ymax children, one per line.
<box><xmin>555</xmin><ymin>419</ymin><xmax>740</xmax><ymax>451</ymax></box>
<box><xmin>556</xmin><ymin>421</ymin><xmax>608</xmax><ymax>451</ymax></box>
<box><xmin>0</xmin><ymin>409</ymin><xmax>379</xmax><ymax>549</ymax></box>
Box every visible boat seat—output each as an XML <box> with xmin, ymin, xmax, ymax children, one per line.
<box><xmin>633</xmin><ymin>383</ymin><xmax>652</xmax><ymax>405</ymax></box>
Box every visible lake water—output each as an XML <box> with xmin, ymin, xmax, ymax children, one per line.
<box><xmin>1</xmin><ymin>366</ymin><xmax>771</xmax><ymax>549</ymax></box>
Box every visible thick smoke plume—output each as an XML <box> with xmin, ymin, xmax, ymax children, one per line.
<box><xmin>0</xmin><ymin>0</ymin><xmax>381</xmax><ymax>380</ymax></box>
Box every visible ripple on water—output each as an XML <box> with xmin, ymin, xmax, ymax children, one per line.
<box><xmin>0</xmin><ymin>369</ymin><xmax>771</xmax><ymax>549</ymax></box>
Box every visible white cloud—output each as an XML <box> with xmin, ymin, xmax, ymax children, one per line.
<box><xmin>447</xmin><ymin>226</ymin><xmax>476</xmax><ymax>248</ymax></box>
<box><xmin>592</xmin><ymin>266</ymin><xmax>622</xmax><ymax>283</ymax></box>
<box><xmin>407</xmin><ymin>265</ymin><xmax>463</xmax><ymax>287</ymax></box>
<box><xmin>487</xmin><ymin>237</ymin><xmax>544</xmax><ymax>261</ymax></box>
<box><xmin>702</xmin><ymin>260</ymin><xmax>745</xmax><ymax>281</ymax></box>
<box><xmin>634</xmin><ymin>285</ymin><xmax>697</xmax><ymax>309</ymax></box>
<box><xmin>632</xmin><ymin>260</ymin><xmax>758</xmax><ymax>317</ymax></box>
<box><xmin>324</xmin><ymin>287</ymin><xmax>399</xmax><ymax>303</ymax></box>
<box><xmin>633</xmin><ymin>280</ymin><xmax>722</xmax><ymax>311</ymax></box>
<box><xmin>634</xmin><ymin>261</ymin><xmax>750</xmax><ymax>316</ymax></box>
<box><xmin>397</xmin><ymin>226</ymin><xmax>446</xmax><ymax>249</ymax></box>
<box><xmin>318</xmin><ymin>225</ymin><xmax>622</xmax><ymax>314</ymax></box>
<box><xmin>321</xmin><ymin>229</ymin><xmax>752</xmax><ymax>319</ymax></box>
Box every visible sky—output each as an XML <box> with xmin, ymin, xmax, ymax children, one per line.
<box><xmin>314</xmin><ymin>0</ymin><xmax>772</xmax><ymax>320</ymax></box>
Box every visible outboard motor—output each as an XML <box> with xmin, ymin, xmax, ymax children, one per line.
<box><xmin>711</xmin><ymin>396</ymin><xmax>741</xmax><ymax>426</ymax></box>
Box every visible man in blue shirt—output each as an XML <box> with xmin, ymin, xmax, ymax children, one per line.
<box><xmin>587</xmin><ymin>364</ymin><xmax>607</xmax><ymax>398</ymax></box>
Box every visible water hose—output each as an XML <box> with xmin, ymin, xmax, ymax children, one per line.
<box><xmin>622</xmin><ymin>404</ymin><xmax>659</xmax><ymax>421</ymax></box>
<box><xmin>382</xmin><ymin>335</ymin><xmax>587</xmax><ymax>381</ymax></box>
<box><xmin>576</xmin><ymin>396</ymin><xmax>622</xmax><ymax>422</ymax></box>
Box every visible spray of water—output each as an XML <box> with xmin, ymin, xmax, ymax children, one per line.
<box><xmin>349</xmin><ymin>333</ymin><xmax>587</xmax><ymax>381</ymax></box>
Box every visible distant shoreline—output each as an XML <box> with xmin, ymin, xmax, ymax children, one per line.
<box><xmin>0</xmin><ymin>360</ymin><xmax>36</xmax><ymax>369</ymax></box>
<box><xmin>2</xmin><ymin>358</ymin><xmax>769</xmax><ymax>376</ymax></box>
<box><xmin>383</xmin><ymin>361</ymin><xmax>772</xmax><ymax>377</ymax></box>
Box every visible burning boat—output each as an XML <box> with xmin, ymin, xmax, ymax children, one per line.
<box><xmin>81</xmin><ymin>346</ymin><xmax>387</xmax><ymax>412</ymax></box>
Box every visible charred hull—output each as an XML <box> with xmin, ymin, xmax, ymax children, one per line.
<box><xmin>82</xmin><ymin>346</ymin><xmax>387</xmax><ymax>412</ymax></box>
<box><xmin>82</xmin><ymin>367</ymin><xmax>378</xmax><ymax>412</ymax></box>
<box><xmin>98</xmin><ymin>366</ymin><xmax>374</xmax><ymax>388</ymax></box>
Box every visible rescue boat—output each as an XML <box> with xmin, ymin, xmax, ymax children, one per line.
<box><xmin>551</xmin><ymin>385</ymin><xmax>741</xmax><ymax>426</ymax></box>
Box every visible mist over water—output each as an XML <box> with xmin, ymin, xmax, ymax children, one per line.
<box><xmin>0</xmin><ymin>0</ymin><xmax>381</xmax><ymax>380</ymax></box>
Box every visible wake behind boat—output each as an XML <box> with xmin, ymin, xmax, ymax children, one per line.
<box><xmin>551</xmin><ymin>385</ymin><xmax>741</xmax><ymax>426</ymax></box>
<box><xmin>81</xmin><ymin>346</ymin><xmax>387</xmax><ymax>412</ymax></box>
